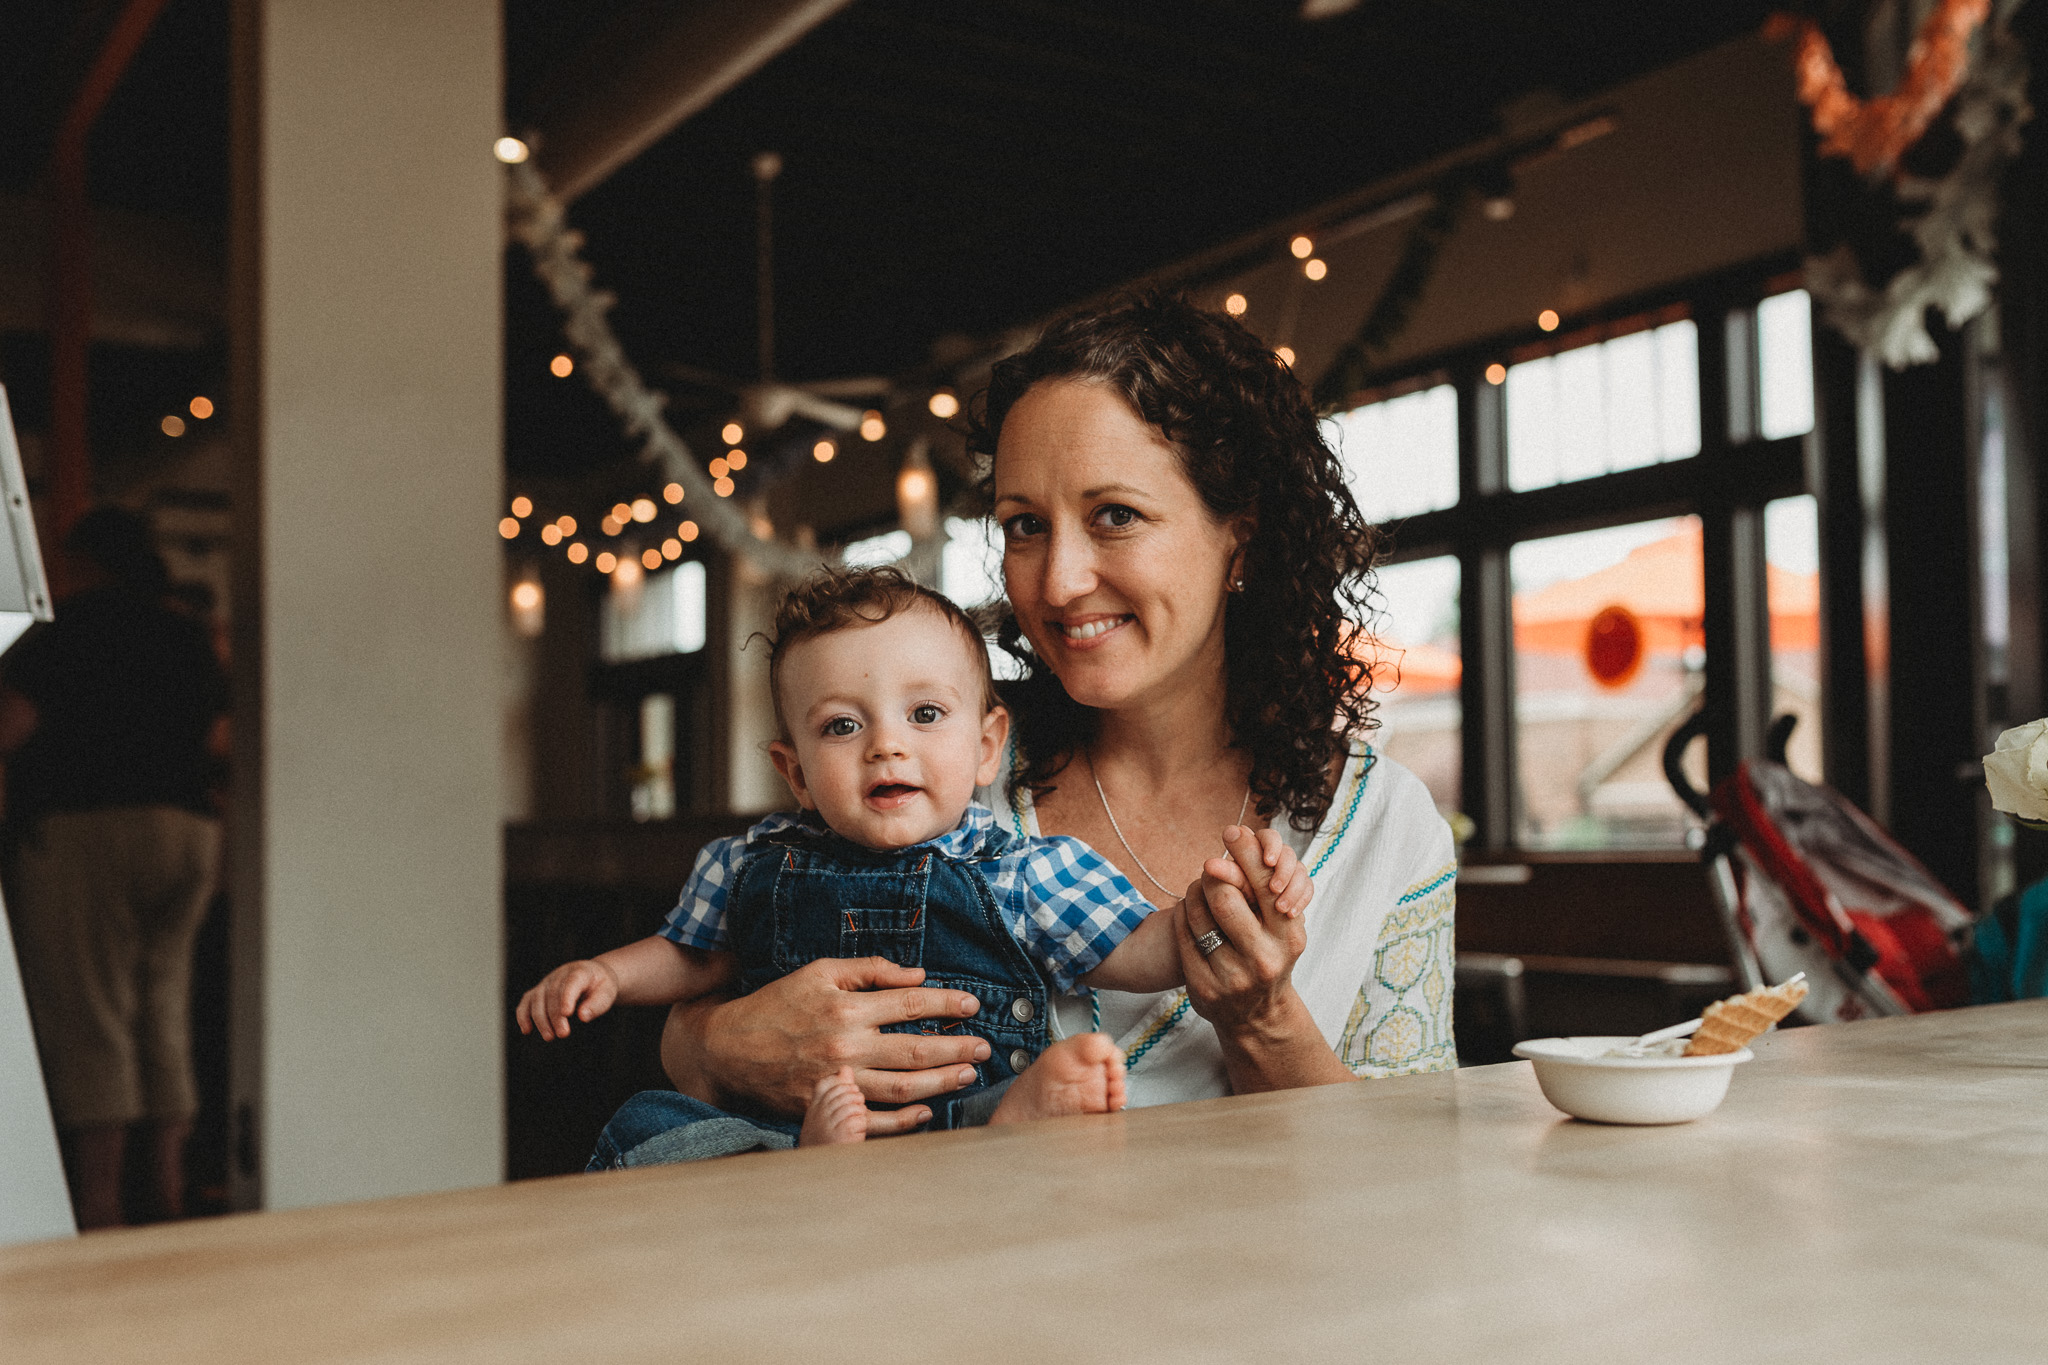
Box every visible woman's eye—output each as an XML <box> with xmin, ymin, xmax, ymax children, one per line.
<box><xmin>823</xmin><ymin>717</ymin><xmax>860</xmax><ymax>737</ymax></box>
<box><xmin>910</xmin><ymin>704</ymin><xmax>944</xmax><ymax>725</ymax></box>
<box><xmin>1001</xmin><ymin>513</ymin><xmax>1046</xmax><ymax>540</ymax></box>
<box><xmin>1095</xmin><ymin>504</ymin><xmax>1139</xmax><ymax>530</ymax></box>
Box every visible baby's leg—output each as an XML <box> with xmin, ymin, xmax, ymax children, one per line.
<box><xmin>799</xmin><ymin>1067</ymin><xmax>871</xmax><ymax>1146</ymax></box>
<box><xmin>988</xmin><ymin>1034</ymin><xmax>1126</xmax><ymax>1125</ymax></box>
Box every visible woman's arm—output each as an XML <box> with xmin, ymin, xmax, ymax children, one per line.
<box><xmin>1176</xmin><ymin>827</ymin><xmax>1354</xmax><ymax>1093</ymax></box>
<box><xmin>659</xmin><ymin>956</ymin><xmax>995</xmax><ymax>1135</ymax></box>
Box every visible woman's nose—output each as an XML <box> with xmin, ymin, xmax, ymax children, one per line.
<box><xmin>1039</xmin><ymin>527</ymin><xmax>1097</xmax><ymax>606</ymax></box>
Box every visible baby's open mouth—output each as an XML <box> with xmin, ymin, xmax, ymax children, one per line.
<box><xmin>866</xmin><ymin>782</ymin><xmax>921</xmax><ymax>807</ymax></box>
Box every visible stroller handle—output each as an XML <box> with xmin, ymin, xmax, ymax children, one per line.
<box><xmin>1663</xmin><ymin>708</ymin><xmax>1799</xmax><ymax>820</ymax></box>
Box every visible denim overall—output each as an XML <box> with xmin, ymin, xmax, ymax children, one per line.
<box><xmin>589</xmin><ymin>818</ymin><xmax>1050</xmax><ymax>1169</ymax></box>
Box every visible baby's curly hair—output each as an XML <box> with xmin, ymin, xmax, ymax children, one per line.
<box><xmin>967</xmin><ymin>290</ymin><xmax>1384</xmax><ymax>833</ymax></box>
<box><xmin>766</xmin><ymin>565</ymin><xmax>998</xmax><ymax>740</ymax></box>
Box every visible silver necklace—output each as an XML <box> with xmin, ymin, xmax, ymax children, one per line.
<box><xmin>1088</xmin><ymin>752</ymin><xmax>1250</xmax><ymax>902</ymax></box>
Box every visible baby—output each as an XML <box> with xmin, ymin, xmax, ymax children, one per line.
<box><xmin>517</xmin><ymin>566</ymin><xmax>1308</xmax><ymax>1152</ymax></box>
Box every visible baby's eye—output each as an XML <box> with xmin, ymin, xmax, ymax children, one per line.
<box><xmin>1001</xmin><ymin>513</ymin><xmax>1046</xmax><ymax>540</ymax></box>
<box><xmin>822</xmin><ymin>716</ymin><xmax>860</xmax><ymax>737</ymax></box>
<box><xmin>910</xmin><ymin>704</ymin><xmax>945</xmax><ymax>725</ymax></box>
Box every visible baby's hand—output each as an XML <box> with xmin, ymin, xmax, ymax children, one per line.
<box><xmin>515</xmin><ymin>959</ymin><xmax>620</xmax><ymax>1041</ymax></box>
<box><xmin>1205</xmin><ymin>826</ymin><xmax>1313</xmax><ymax>920</ymax></box>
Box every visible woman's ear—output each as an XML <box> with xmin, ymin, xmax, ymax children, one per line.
<box><xmin>1228</xmin><ymin>515</ymin><xmax>1256</xmax><ymax>592</ymax></box>
<box><xmin>768</xmin><ymin>741</ymin><xmax>817</xmax><ymax>810</ymax></box>
<box><xmin>977</xmin><ymin>705</ymin><xmax>1011</xmax><ymax>788</ymax></box>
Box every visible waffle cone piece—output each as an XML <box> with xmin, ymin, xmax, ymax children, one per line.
<box><xmin>1684</xmin><ymin>978</ymin><xmax>1809</xmax><ymax>1056</ymax></box>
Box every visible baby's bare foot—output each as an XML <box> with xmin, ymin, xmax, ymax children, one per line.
<box><xmin>988</xmin><ymin>1033</ymin><xmax>1127</xmax><ymax>1124</ymax></box>
<box><xmin>799</xmin><ymin>1067</ymin><xmax>870</xmax><ymax>1146</ymax></box>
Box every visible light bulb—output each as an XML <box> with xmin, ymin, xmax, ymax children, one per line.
<box><xmin>662</xmin><ymin>539</ymin><xmax>681</xmax><ymax>560</ymax></box>
<box><xmin>726</xmin><ymin>449</ymin><xmax>747</xmax><ymax>470</ymax></box>
<box><xmin>567</xmin><ymin>542</ymin><xmax>588</xmax><ymax>563</ymax></box>
<box><xmin>1304</xmin><ymin>258</ymin><xmax>1328</xmax><ymax>281</ymax></box>
<box><xmin>1485</xmin><ymin>363</ymin><xmax>1507</xmax><ymax>385</ymax></box>
<box><xmin>630</xmin><ymin>498</ymin><xmax>656</xmax><ymax>523</ymax></box>
<box><xmin>679</xmin><ymin>521</ymin><xmax>699</xmax><ymax>542</ymax></box>
<box><xmin>189</xmin><ymin>396</ymin><xmax>214</xmax><ymax>419</ymax></box>
<box><xmin>1537</xmin><ymin>309</ymin><xmax>1560</xmax><ymax>332</ymax></box>
<box><xmin>509</xmin><ymin>577</ymin><xmax>544</xmax><ymax>638</ymax></box>
<box><xmin>709</xmin><ymin>458</ymin><xmax>729</xmax><ymax>478</ymax></box>
<box><xmin>721</xmin><ymin>422</ymin><xmax>744</xmax><ymax>445</ymax></box>
<box><xmin>510</xmin><ymin>495</ymin><xmax>532</xmax><ymax>518</ymax></box>
<box><xmin>550</xmin><ymin>354</ymin><xmax>573</xmax><ymax>378</ymax></box>
<box><xmin>611</xmin><ymin>503</ymin><xmax>632</xmax><ymax>523</ymax></box>
<box><xmin>1224</xmin><ymin>293</ymin><xmax>1248</xmax><ymax>316</ymax></box>
<box><xmin>555</xmin><ymin>515</ymin><xmax>576</xmax><ymax>535</ymax></box>
<box><xmin>601</xmin><ymin>516</ymin><xmax>622</xmax><ymax>536</ymax></box>
<box><xmin>714</xmin><ymin>477</ymin><xmax>735</xmax><ymax>497</ymax></box>
<box><xmin>1290</xmin><ymin>235</ymin><xmax>1313</xmax><ymax>259</ymax></box>
<box><xmin>541</xmin><ymin>524</ymin><xmax>562</xmax><ymax>546</ymax></box>
<box><xmin>595</xmin><ymin>551</ymin><xmax>617</xmax><ymax>573</ymax></box>
<box><xmin>926</xmin><ymin>392</ymin><xmax>959</xmax><ymax>419</ymax></box>
<box><xmin>511</xmin><ymin>581</ymin><xmax>542</xmax><ymax>611</ymax></box>
<box><xmin>860</xmin><ymin>411</ymin><xmax>886</xmax><ymax>441</ymax></box>
<box><xmin>498</xmin><ymin>517</ymin><xmax>520</xmax><ymax>539</ymax></box>
<box><xmin>494</xmin><ymin>136</ymin><xmax>529</xmax><ymax>164</ymax></box>
<box><xmin>663</xmin><ymin>482</ymin><xmax>684</xmax><ymax>504</ymax></box>
<box><xmin>641</xmin><ymin>548</ymin><xmax>662</xmax><ymax>570</ymax></box>
<box><xmin>161</xmin><ymin>415</ymin><xmax>186</xmax><ymax>437</ymax></box>
<box><xmin>813</xmin><ymin>440</ymin><xmax>835</xmax><ymax>463</ymax></box>
<box><xmin>1275</xmin><ymin>346</ymin><xmax>1296</xmax><ymax>368</ymax></box>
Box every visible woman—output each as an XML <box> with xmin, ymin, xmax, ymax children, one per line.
<box><xmin>658</xmin><ymin>291</ymin><xmax>1456</xmax><ymax>1129</ymax></box>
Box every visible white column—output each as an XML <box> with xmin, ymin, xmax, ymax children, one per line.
<box><xmin>230</xmin><ymin>0</ymin><xmax>503</xmax><ymax>1208</ymax></box>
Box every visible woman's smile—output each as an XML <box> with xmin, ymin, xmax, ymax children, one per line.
<box><xmin>1053</xmin><ymin>613</ymin><xmax>1134</xmax><ymax>647</ymax></box>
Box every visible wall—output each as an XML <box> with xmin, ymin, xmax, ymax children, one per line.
<box><xmin>231</xmin><ymin>0</ymin><xmax>503</xmax><ymax>1208</ymax></box>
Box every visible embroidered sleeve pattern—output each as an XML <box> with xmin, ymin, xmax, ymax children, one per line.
<box><xmin>1002</xmin><ymin>835</ymin><xmax>1156</xmax><ymax>993</ymax></box>
<box><xmin>658</xmin><ymin>835</ymin><xmax>751</xmax><ymax>951</ymax></box>
<box><xmin>1335</xmin><ymin>862</ymin><xmax>1458</xmax><ymax>1077</ymax></box>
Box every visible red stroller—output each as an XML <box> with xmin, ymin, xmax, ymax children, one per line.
<box><xmin>1663</xmin><ymin>713</ymin><xmax>1977</xmax><ymax>1023</ymax></box>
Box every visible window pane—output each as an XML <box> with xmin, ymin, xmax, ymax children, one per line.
<box><xmin>1765</xmin><ymin>495</ymin><xmax>1823</xmax><ymax>782</ymax></box>
<box><xmin>632</xmin><ymin>693</ymin><xmax>676</xmax><ymax>822</ymax></box>
<box><xmin>1757</xmin><ymin>290</ymin><xmax>1815</xmax><ymax>440</ymax></box>
<box><xmin>1367</xmin><ymin>556</ymin><xmax>1461</xmax><ymax>819</ymax></box>
<box><xmin>600</xmin><ymin>560</ymin><xmax>706</xmax><ymax>662</ymax></box>
<box><xmin>844</xmin><ymin>529</ymin><xmax>911</xmax><ymax>567</ymax></box>
<box><xmin>1506</xmin><ymin>320</ymin><xmax>1700</xmax><ymax>491</ymax></box>
<box><xmin>1512</xmin><ymin>517</ymin><xmax>1704</xmax><ymax>848</ymax></box>
<box><xmin>940</xmin><ymin>516</ymin><xmax>1002</xmax><ymax>610</ymax></box>
<box><xmin>1326</xmin><ymin>383</ymin><xmax>1458</xmax><ymax>521</ymax></box>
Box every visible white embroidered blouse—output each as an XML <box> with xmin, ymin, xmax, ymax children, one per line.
<box><xmin>979</xmin><ymin>744</ymin><xmax>1458</xmax><ymax>1107</ymax></box>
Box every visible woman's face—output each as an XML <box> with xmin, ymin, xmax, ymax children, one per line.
<box><xmin>993</xmin><ymin>379</ymin><xmax>1245</xmax><ymax>715</ymax></box>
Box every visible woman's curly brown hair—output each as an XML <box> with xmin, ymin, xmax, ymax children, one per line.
<box><xmin>967</xmin><ymin>290</ymin><xmax>1385</xmax><ymax>833</ymax></box>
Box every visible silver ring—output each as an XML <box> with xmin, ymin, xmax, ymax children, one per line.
<box><xmin>1194</xmin><ymin>929</ymin><xmax>1226</xmax><ymax>957</ymax></box>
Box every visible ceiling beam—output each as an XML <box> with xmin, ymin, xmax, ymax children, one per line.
<box><xmin>522</xmin><ymin>0</ymin><xmax>855</xmax><ymax>204</ymax></box>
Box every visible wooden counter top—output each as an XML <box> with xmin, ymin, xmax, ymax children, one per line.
<box><xmin>6</xmin><ymin>1002</ymin><xmax>2046</xmax><ymax>1363</ymax></box>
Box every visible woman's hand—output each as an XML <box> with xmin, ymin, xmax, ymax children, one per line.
<box><xmin>662</xmin><ymin>957</ymin><xmax>993</xmax><ymax>1134</ymax></box>
<box><xmin>1175</xmin><ymin>825</ymin><xmax>1353</xmax><ymax>1093</ymax></box>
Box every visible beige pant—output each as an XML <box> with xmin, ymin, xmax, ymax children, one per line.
<box><xmin>10</xmin><ymin>807</ymin><xmax>222</xmax><ymax>1127</ymax></box>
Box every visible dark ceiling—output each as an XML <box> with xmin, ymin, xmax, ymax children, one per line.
<box><xmin>2</xmin><ymin>0</ymin><xmax>1782</xmax><ymax>482</ymax></box>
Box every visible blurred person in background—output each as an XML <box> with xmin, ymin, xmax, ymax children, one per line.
<box><xmin>1</xmin><ymin>506</ymin><xmax>229</xmax><ymax>1229</ymax></box>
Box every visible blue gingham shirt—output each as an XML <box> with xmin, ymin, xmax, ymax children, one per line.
<box><xmin>659</xmin><ymin>803</ymin><xmax>1153</xmax><ymax>992</ymax></box>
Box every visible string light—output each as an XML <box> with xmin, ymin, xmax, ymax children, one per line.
<box><xmin>610</xmin><ymin>503</ymin><xmax>632</xmax><ymax>523</ymax></box>
<box><xmin>714</xmin><ymin>476</ymin><xmax>735</xmax><ymax>497</ymax></box>
<box><xmin>541</xmin><ymin>524</ymin><xmax>563</xmax><ymax>546</ymax></box>
<box><xmin>601</xmin><ymin>515</ymin><xmax>622</xmax><ymax>536</ymax></box>
<box><xmin>1290</xmin><ymin>235</ymin><xmax>1314</xmax><ymax>259</ymax></box>
<box><xmin>721</xmin><ymin>422</ymin><xmax>744</xmax><ymax>445</ymax></box>
<box><xmin>630</xmin><ymin>497</ymin><xmax>656</xmax><ymax>522</ymax></box>
<box><xmin>726</xmin><ymin>449</ymin><xmax>747</xmax><ymax>470</ymax></box>
<box><xmin>550</xmin><ymin>353</ymin><xmax>574</xmax><ymax>377</ymax></box>
<box><xmin>612</xmin><ymin>554</ymin><xmax>642</xmax><ymax>590</ymax></box>
<box><xmin>663</xmin><ymin>482</ymin><xmax>684</xmax><ymax>504</ymax></box>
<box><xmin>813</xmin><ymin>439</ymin><xmax>835</xmax><ymax>463</ymax></box>
<box><xmin>1304</xmin><ymin>258</ymin><xmax>1328</xmax><ymax>281</ymax></box>
<box><xmin>498</xmin><ymin>517</ymin><xmax>520</xmax><ymax>539</ymax></box>
<box><xmin>679</xmin><ymin>521</ymin><xmax>699</xmax><ymax>542</ymax></box>
<box><xmin>161</xmin><ymin>415</ymin><xmax>186</xmax><ymax>437</ymax></box>
<box><xmin>1537</xmin><ymin>309</ymin><xmax>1560</xmax><ymax>332</ymax></box>
<box><xmin>595</xmin><ymin>551</ymin><xmax>617</xmax><ymax>573</ymax></box>
<box><xmin>509</xmin><ymin>576</ymin><xmax>544</xmax><ymax>637</ymax></box>
<box><xmin>926</xmin><ymin>392</ymin><xmax>959</xmax><ymax>419</ymax></box>
<box><xmin>641</xmin><ymin>547</ymin><xmax>662</xmax><ymax>570</ymax></box>
<box><xmin>511</xmin><ymin>581</ymin><xmax>542</xmax><ymax>610</ymax></box>
<box><xmin>555</xmin><ymin>515</ymin><xmax>576</xmax><ymax>535</ymax></box>
<box><xmin>494</xmin><ymin>136</ymin><xmax>530</xmax><ymax>164</ymax></box>
<box><xmin>567</xmin><ymin>542</ymin><xmax>589</xmax><ymax>563</ymax></box>
<box><xmin>1224</xmin><ymin>293</ymin><xmax>1248</xmax><ymax>316</ymax></box>
<box><xmin>1275</xmin><ymin>346</ymin><xmax>1296</xmax><ymax>367</ymax></box>
<box><xmin>1485</xmin><ymin>363</ymin><xmax>1507</xmax><ymax>385</ymax></box>
<box><xmin>709</xmin><ymin>457</ymin><xmax>729</xmax><ymax>478</ymax></box>
<box><xmin>896</xmin><ymin>445</ymin><xmax>939</xmax><ymax>539</ymax></box>
<box><xmin>662</xmin><ymin>539</ymin><xmax>681</xmax><ymax>560</ymax></box>
<box><xmin>510</xmin><ymin>495</ymin><xmax>532</xmax><ymax>518</ymax></box>
<box><xmin>860</xmin><ymin>411</ymin><xmax>886</xmax><ymax>441</ymax></box>
<box><xmin>189</xmin><ymin>396</ymin><xmax>214</xmax><ymax>419</ymax></box>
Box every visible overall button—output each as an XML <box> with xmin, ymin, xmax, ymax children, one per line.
<box><xmin>1008</xmin><ymin>1048</ymin><xmax>1032</xmax><ymax>1073</ymax></box>
<box><xmin>1009</xmin><ymin>997</ymin><xmax>1035</xmax><ymax>1023</ymax></box>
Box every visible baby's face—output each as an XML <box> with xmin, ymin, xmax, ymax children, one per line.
<box><xmin>768</xmin><ymin>606</ymin><xmax>1008</xmax><ymax>850</ymax></box>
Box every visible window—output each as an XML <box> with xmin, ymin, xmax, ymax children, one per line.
<box><xmin>1506</xmin><ymin>319</ymin><xmax>1699</xmax><ymax>490</ymax></box>
<box><xmin>1765</xmin><ymin>495</ymin><xmax>1823</xmax><ymax>782</ymax></box>
<box><xmin>1512</xmin><ymin>517</ymin><xmax>1704</xmax><ymax>849</ymax></box>
<box><xmin>1368</xmin><ymin>556</ymin><xmax>1461</xmax><ymax>818</ymax></box>
<box><xmin>631</xmin><ymin>693</ymin><xmax>676</xmax><ymax>821</ymax></box>
<box><xmin>600</xmin><ymin>560</ymin><xmax>706</xmax><ymax>663</ymax></box>
<box><xmin>1326</xmin><ymin>383</ymin><xmax>1459</xmax><ymax>522</ymax></box>
<box><xmin>940</xmin><ymin>516</ymin><xmax>1002</xmax><ymax>609</ymax></box>
<box><xmin>1757</xmin><ymin>290</ymin><xmax>1815</xmax><ymax>440</ymax></box>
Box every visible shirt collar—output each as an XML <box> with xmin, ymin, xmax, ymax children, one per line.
<box><xmin>758</xmin><ymin>802</ymin><xmax>993</xmax><ymax>854</ymax></box>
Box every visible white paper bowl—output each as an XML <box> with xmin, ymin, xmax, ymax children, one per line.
<box><xmin>1512</xmin><ymin>1036</ymin><xmax>1753</xmax><ymax>1124</ymax></box>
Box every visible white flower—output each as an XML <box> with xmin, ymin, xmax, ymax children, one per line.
<box><xmin>1984</xmin><ymin>719</ymin><xmax>2048</xmax><ymax>822</ymax></box>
